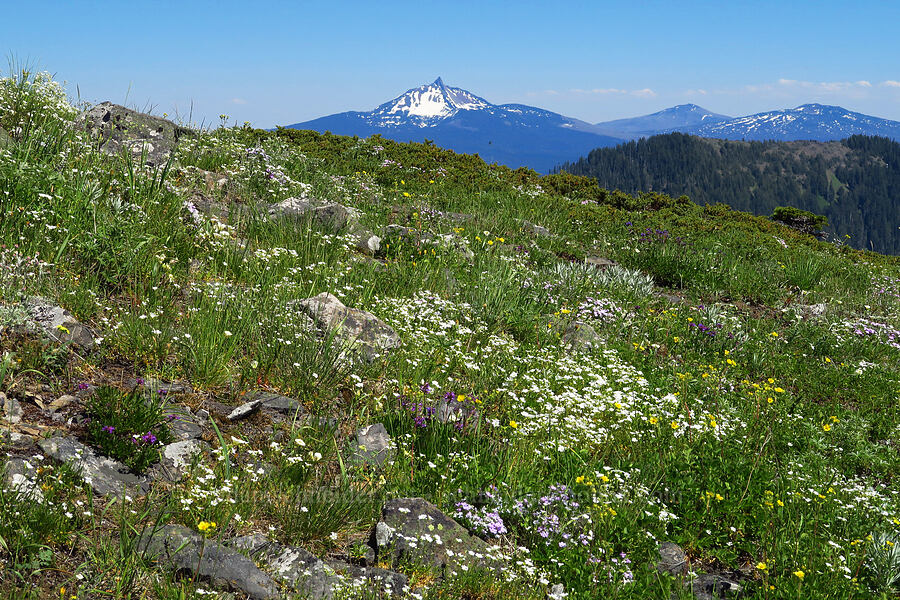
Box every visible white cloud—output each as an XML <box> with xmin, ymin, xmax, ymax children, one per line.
<box><xmin>882</xmin><ymin>80</ymin><xmax>900</xmax><ymax>88</ymax></box>
<box><xmin>231</xmin><ymin>98</ymin><xmax>247</xmax><ymax>105</ymax></box>
<box><xmin>631</xmin><ymin>88</ymin><xmax>657</xmax><ymax>98</ymax></box>
<box><xmin>571</xmin><ymin>88</ymin><xmax>627</xmax><ymax>95</ymax></box>
<box><xmin>776</xmin><ymin>78</ymin><xmax>872</xmax><ymax>92</ymax></box>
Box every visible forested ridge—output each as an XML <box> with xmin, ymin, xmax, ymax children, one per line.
<box><xmin>560</xmin><ymin>133</ymin><xmax>900</xmax><ymax>254</ymax></box>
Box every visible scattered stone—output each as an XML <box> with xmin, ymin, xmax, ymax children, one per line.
<box><xmin>2</xmin><ymin>393</ymin><xmax>23</xmax><ymax>424</ymax></box>
<box><xmin>48</xmin><ymin>394</ymin><xmax>76</xmax><ymax>413</ymax></box>
<box><xmin>38</xmin><ymin>436</ymin><xmax>150</xmax><ymax>496</ymax></box>
<box><xmin>561</xmin><ymin>322</ymin><xmax>602</xmax><ymax>353</ymax></box>
<box><xmin>79</xmin><ymin>102</ymin><xmax>191</xmax><ymax>167</ymax></box>
<box><xmin>167</xmin><ymin>410</ymin><xmax>204</xmax><ymax>441</ymax></box>
<box><xmin>434</xmin><ymin>396</ymin><xmax>480</xmax><ymax>427</ymax></box>
<box><xmin>24</xmin><ymin>297</ymin><xmax>97</xmax><ymax>351</ymax></box>
<box><xmin>148</xmin><ymin>440</ymin><xmax>207</xmax><ymax>482</ymax></box>
<box><xmin>585</xmin><ymin>256</ymin><xmax>618</xmax><ymax>270</ymax></box>
<box><xmin>657</xmin><ymin>541</ymin><xmax>688</xmax><ymax>576</ymax></box>
<box><xmin>380</xmin><ymin>224</ymin><xmax>436</xmax><ymax>244</ymax></box>
<box><xmin>350</xmin><ymin>227</ymin><xmax>382</xmax><ymax>255</ymax></box>
<box><xmin>2</xmin><ymin>457</ymin><xmax>44</xmax><ymax>502</ymax></box>
<box><xmin>371</xmin><ymin>497</ymin><xmax>501</xmax><ymax>579</ymax></box>
<box><xmin>657</xmin><ymin>292</ymin><xmax>684</xmax><ymax>304</ymax></box>
<box><xmin>687</xmin><ymin>573</ymin><xmax>744</xmax><ymax>600</ymax></box>
<box><xmin>129</xmin><ymin>377</ymin><xmax>192</xmax><ymax>395</ymax></box>
<box><xmin>247</xmin><ymin>391</ymin><xmax>306</xmax><ymax>417</ymax></box>
<box><xmin>238</xmin><ymin>536</ymin><xmax>407</xmax><ymax>599</ymax></box>
<box><xmin>227</xmin><ymin>399</ymin><xmax>262</xmax><ymax>422</ymax></box>
<box><xmin>801</xmin><ymin>303</ymin><xmax>827</xmax><ymax>317</ymax></box>
<box><xmin>444</xmin><ymin>212</ymin><xmax>474</xmax><ymax>223</ymax></box>
<box><xmin>520</xmin><ymin>220</ymin><xmax>550</xmax><ymax>237</ymax></box>
<box><xmin>139</xmin><ymin>525</ymin><xmax>279</xmax><ymax>600</ymax></box>
<box><xmin>296</xmin><ymin>292</ymin><xmax>400</xmax><ymax>360</ymax></box>
<box><xmin>353</xmin><ymin>423</ymin><xmax>394</xmax><ymax>466</ymax></box>
<box><xmin>269</xmin><ymin>197</ymin><xmax>359</xmax><ymax>231</ymax></box>
<box><xmin>0</xmin><ymin>430</ymin><xmax>37</xmax><ymax>453</ymax></box>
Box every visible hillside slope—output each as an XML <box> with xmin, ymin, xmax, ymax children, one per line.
<box><xmin>2</xmin><ymin>71</ymin><xmax>900</xmax><ymax>600</ymax></box>
<box><xmin>559</xmin><ymin>133</ymin><xmax>900</xmax><ymax>254</ymax></box>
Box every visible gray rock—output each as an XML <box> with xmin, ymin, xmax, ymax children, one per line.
<box><xmin>444</xmin><ymin>212</ymin><xmax>474</xmax><ymax>223</ymax></box>
<box><xmin>561</xmin><ymin>322</ymin><xmax>602</xmax><ymax>353</ymax></box>
<box><xmin>247</xmin><ymin>391</ymin><xmax>306</xmax><ymax>417</ymax></box>
<box><xmin>168</xmin><ymin>413</ymin><xmax>204</xmax><ymax>441</ymax></box>
<box><xmin>687</xmin><ymin>573</ymin><xmax>743</xmax><ymax>600</ymax></box>
<box><xmin>79</xmin><ymin>102</ymin><xmax>191</xmax><ymax>167</ymax></box>
<box><xmin>2</xmin><ymin>393</ymin><xmax>23</xmax><ymax>424</ymax></box>
<box><xmin>24</xmin><ymin>297</ymin><xmax>96</xmax><ymax>350</ymax></box>
<box><xmin>353</xmin><ymin>423</ymin><xmax>394</xmax><ymax>466</ymax></box>
<box><xmin>48</xmin><ymin>394</ymin><xmax>76</xmax><ymax>413</ymax></box>
<box><xmin>227</xmin><ymin>399</ymin><xmax>262</xmax><ymax>422</ymax></box>
<box><xmin>434</xmin><ymin>396</ymin><xmax>480</xmax><ymax>427</ymax></box>
<box><xmin>228</xmin><ymin>533</ymin><xmax>275</xmax><ymax>556</ymax></box>
<box><xmin>585</xmin><ymin>256</ymin><xmax>618</xmax><ymax>270</ymax></box>
<box><xmin>380</xmin><ymin>224</ymin><xmax>436</xmax><ymax>244</ymax></box>
<box><xmin>2</xmin><ymin>457</ymin><xmax>44</xmax><ymax>502</ymax></box>
<box><xmin>657</xmin><ymin>541</ymin><xmax>688</xmax><ymax>576</ymax></box>
<box><xmin>0</xmin><ymin>429</ymin><xmax>37</xmax><ymax>453</ymax></box>
<box><xmin>520</xmin><ymin>220</ymin><xmax>550</xmax><ymax>237</ymax></box>
<box><xmin>371</xmin><ymin>497</ymin><xmax>501</xmax><ymax>579</ymax></box>
<box><xmin>139</xmin><ymin>525</ymin><xmax>279</xmax><ymax>599</ymax></box>
<box><xmin>148</xmin><ymin>440</ymin><xmax>207</xmax><ymax>482</ymax></box>
<box><xmin>351</xmin><ymin>228</ymin><xmax>382</xmax><ymax>255</ymax></box>
<box><xmin>269</xmin><ymin>197</ymin><xmax>359</xmax><ymax>231</ymax></box>
<box><xmin>38</xmin><ymin>436</ymin><xmax>150</xmax><ymax>496</ymax></box>
<box><xmin>296</xmin><ymin>292</ymin><xmax>400</xmax><ymax>360</ymax></box>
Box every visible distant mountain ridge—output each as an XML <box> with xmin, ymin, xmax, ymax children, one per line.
<box><xmin>284</xmin><ymin>78</ymin><xmax>621</xmax><ymax>173</ymax></box>
<box><xmin>284</xmin><ymin>78</ymin><xmax>900</xmax><ymax>172</ymax></box>
<box><xmin>678</xmin><ymin>103</ymin><xmax>900</xmax><ymax>142</ymax></box>
<box><xmin>592</xmin><ymin>104</ymin><xmax>732</xmax><ymax>139</ymax></box>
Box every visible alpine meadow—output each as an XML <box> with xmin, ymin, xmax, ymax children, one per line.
<box><xmin>2</xmin><ymin>65</ymin><xmax>900</xmax><ymax>600</ymax></box>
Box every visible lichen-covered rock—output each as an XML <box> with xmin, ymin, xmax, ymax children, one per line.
<box><xmin>38</xmin><ymin>436</ymin><xmax>150</xmax><ymax>496</ymax></box>
<box><xmin>269</xmin><ymin>197</ymin><xmax>359</xmax><ymax>231</ymax></box>
<box><xmin>657</xmin><ymin>541</ymin><xmax>688</xmax><ymax>576</ymax></box>
<box><xmin>2</xmin><ymin>457</ymin><xmax>44</xmax><ymax>502</ymax></box>
<box><xmin>371</xmin><ymin>497</ymin><xmax>502</xmax><ymax>579</ymax></box>
<box><xmin>352</xmin><ymin>423</ymin><xmax>394</xmax><ymax>466</ymax></box>
<box><xmin>520</xmin><ymin>220</ymin><xmax>550</xmax><ymax>237</ymax></box>
<box><xmin>24</xmin><ymin>297</ymin><xmax>97</xmax><ymax>351</ymax></box>
<box><xmin>585</xmin><ymin>256</ymin><xmax>618</xmax><ymax>270</ymax></box>
<box><xmin>561</xmin><ymin>321</ymin><xmax>601</xmax><ymax>353</ymax></box>
<box><xmin>2</xmin><ymin>393</ymin><xmax>23</xmax><ymax>424</ymax></box>
<box><xmin>296</xmin><ymin>292</ymin><xmax>400</xmax><ymax>360</ymax></box>
<box><xmin>147</xmin><ymin>440</ymin><xmax>207</xmax><ymax>482</ymax></box>
<box><xmin>79</xmin><ymin>102</ymin><xmax>192</xmax><ymax>166</ymax></box>
<box><xmin>139</xmin><ymin>525</ymin><xmax>279</xmax><ymax>600</ymax></box>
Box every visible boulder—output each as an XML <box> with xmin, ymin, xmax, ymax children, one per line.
<box><xmin>371</xmin><ymin>497</ymin><xmax>501</xmax><ymax>579</ymax></box>
<box><xmin>147</xmin><ymin>440</ymin><xmax>207</xmax><ymax>482</ymax></box>
<box><xmin>24</xmin><ymin>297</ymin><xmax>96</xmax><ymax>351</ymax></box>
<box><xmin>585</xmin><ymin>256</ymin><xmax>618</xmax><ymax>270</ymax></box>
<box><xmin>352</xmin><ymin>423</ymin><xmax>394</xmax><ymax>466</ymax></box>
<box><xmin>295</xmin><ymin>293</ymin><xmax>400</xmax><ymax>360</ymax></box>
<box><xmin>79</xmin><ymin>102</ymin><xmax>191</xmax><ymax>167</ymax></box>
<box><xmin>231</xmin><ymin>534</ymin><xmax>407</xmax><ymax>599</ymax></box>
<box><xmin>520</xmin><ymin>220</ymin><xmax>550</xmax><ymax>237</ymax></box>
<box><xmin>139</xmin><ymin>525</ymin><xmax>279</xmax><ymax>600</ymax></box>
<box><xmin>2</xmin><ymin>393</ymin><xmax>23</xmax><ymax>424</ymax></box>
<box><xmin>657</xmin><ymin>541</ymin><xmax>688</xmax><ymax>576</ymax></box>
<box><xmin>269</xmin><ymin>197</ymin><xmax>359</xmax><ymax>231</ymax></box>
<box><xmin>2</xmin><ymin>457</ymin><xmax>44</xmax><ymax>502</ymax></box>
<box><xmin>561</xmin><ymin>322</ymin><xmax>602</xmax><ymax>353</ymax></box>
<box><xmin>38</xmin><ymin>436</ymin><xmax>150</xmax><ymax>497</ymax></box>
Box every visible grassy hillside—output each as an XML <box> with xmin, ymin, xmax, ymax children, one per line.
<box><xmin>558</xmin><ymin>133</ymin><xmax>900</xmax><ymax>255</ymax></box>
<box><xmin>2</xmin><ymin>70</ymin><xmax>900</xmax><ymax>599</ymax></box>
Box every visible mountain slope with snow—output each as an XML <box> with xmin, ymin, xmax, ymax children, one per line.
<box><xmin>678</xmin><ymin>104</ymin><xmax>900</xmax><ymax>141</ymax></box>
<box><xmin>284</xmin><ymin>78</ymin><xmax>622</xmax><ymax>173</ymax></box>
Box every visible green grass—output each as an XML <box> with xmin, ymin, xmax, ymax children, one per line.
<box><xmin>1</xmin><ymin>68</ymin><xmax>899</xmax><ymax>599</ymax></box>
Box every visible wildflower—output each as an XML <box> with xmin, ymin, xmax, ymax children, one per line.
<box><xmin>509</xmin><ymin>420</ymin><xmax>518</xmax><ymax>429</ymax></box>
<box><xmin>649</xmin><ymin>416</ymin><xmax>659</xmax><ymax>425</ymax></box>
<box><xmin>793</xmin><ymin>570</ymin><xmax>805</xmax><ymax>580</ymax></box>
<box><xmin>224</xmin><ymin>330</ymin><xmax>233</xmax><ymax>337</ymax></box>
<box><xmin>198</xmin><ymin>520</ymin><xmax>217</xmax><ymax>532</ymax></box>
<box><xmin>756</xmin><ymin>561</ymin><xmax>768</xmax><ymax>571</ymax></box>
<box><xmin>823</xmin><ymin>423</ymin><xmax>832</xmax><ymax>432</ymax></box>
<box><xmin>56</xmin><ymin>324</ymin><xmax>70</xmax><ymax>334</ymax></box>
<box><xmin>670</xmin><ymin>421</ymin><xmax>679</xmax><ymax>430</ymax></box>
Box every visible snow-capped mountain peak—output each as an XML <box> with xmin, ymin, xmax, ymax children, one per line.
<box><xmin>371</xmin><ymin>78</ymin><xmax>492</xmax><ymax>123</ymax></box>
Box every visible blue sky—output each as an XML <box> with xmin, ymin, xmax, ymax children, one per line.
<box><xmin>6</xmin><ymin>0</ymin><xmax>900</xmax><ymax>127</ymax></box>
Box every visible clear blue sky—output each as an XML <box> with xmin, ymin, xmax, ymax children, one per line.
<box><xmin>6</xmin><ymin>0</ymin><xmax>900</xmax><ymax>128</ymax></box>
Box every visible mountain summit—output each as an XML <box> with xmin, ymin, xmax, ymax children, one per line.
<box><xmin>593</xmin><ymin>104</ymin><xmax>731</xmax><ymax>139</ymax></box>
<box><xmin>285</xmin><ymin>78</ymin><xmax>621</xmax><ymax>172</ymax></box>
<box><xmin>369</xmin><ymin>77</ymin><xmax>491</xmax><ymax>123</ymax></box>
